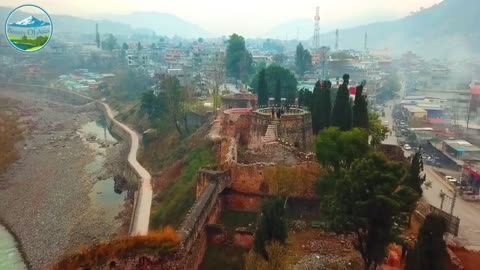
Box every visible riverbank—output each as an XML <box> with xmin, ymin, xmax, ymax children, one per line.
<box><xmin>0</xmin><ymin>89</ymin><xmax>130</xmax><ymax>269</ymax></box>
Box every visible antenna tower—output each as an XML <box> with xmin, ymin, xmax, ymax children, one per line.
<box><xmin>335</xmin><ymin>29</ymin><xmax>339</xmax><ymax>50</ymax></box>
<box><xmin>313</xmin><ymin>6</ymin><xmax>320</xmax><ymax>50</ymax></box>
<box><xmin>95</xmin><ymin>23</ymin><xmax>100</xmax><ymax>49</ymax></box>
<box><xmin>364</xmin><ymin>32</ymin><xmax>368</xmax><ymax>52</ymax></box>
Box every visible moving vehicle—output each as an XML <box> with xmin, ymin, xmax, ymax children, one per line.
<box><xmin>445</xmin><ymin>175</ymin><xmax>458</xmax><ymax>185</ymax></box>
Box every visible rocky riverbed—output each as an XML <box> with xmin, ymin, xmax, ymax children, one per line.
<box><xmin>0</xmin><ymin>89</ymin><xmax>131</xmax><ymax>270</ymax></box>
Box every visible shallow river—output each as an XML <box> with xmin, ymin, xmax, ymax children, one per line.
<box><xmin>0</xmin><ymin>225</ymin><xmax>27</xmax><ymax>270</ymax></box>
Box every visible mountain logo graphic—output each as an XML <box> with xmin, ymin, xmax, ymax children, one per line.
<box><xmin>4</xmin><ymin>5</ymin><xmax>53</xmax><ymax>52</ymax></box>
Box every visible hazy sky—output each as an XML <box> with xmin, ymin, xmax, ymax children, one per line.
<box><xmin>1</xmin><ymin>0</ymin><xmax>443</xmax><ymax>36</ymax></box>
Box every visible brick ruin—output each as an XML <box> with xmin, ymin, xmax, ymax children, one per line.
<box><xmin>170</xmin><ymin>106</ymin><xmax>321</xmax><ymax>269</ymax></box>
<box><xmin>83</xmin><ymin>105</ymin><xmax>321</xmax><ymax>269</ymax></box>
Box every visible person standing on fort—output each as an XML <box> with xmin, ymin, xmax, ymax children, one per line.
<box><xmin>271</xmin><ymin>106</ymin><xmax>275</xmax><ymax>119</ymax></box>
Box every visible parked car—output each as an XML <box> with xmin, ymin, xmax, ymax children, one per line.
<box><xmin>404</xmin><ymin>144</ymin><xmax>412</xmax><ymax>150</ymax></box>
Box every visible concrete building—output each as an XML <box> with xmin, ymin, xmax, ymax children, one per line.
<box><xmin>404</xmin><ymin>105</ymin><xmax>428</xmax><ymax>122</ymax></box>
<box><xmin>443</xmin><ymin>140</ymin><xmax>480</xmax><ymax>161</ymax></box>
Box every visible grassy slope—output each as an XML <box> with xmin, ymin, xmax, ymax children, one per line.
<box><xmin>150</xmin><ymin>143</ymin><xmax>216</xmax><ymax>229</ymax></box>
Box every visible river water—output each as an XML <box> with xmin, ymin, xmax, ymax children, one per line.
<box><xmin>81</xmin><ymin>119</ymin><xmax>127</xmax><ymax>226</ymax></box>
<box><xmin>0</xmin><ymin>225</ymin><xmax>27</xmax><ymax>270</ymax></box>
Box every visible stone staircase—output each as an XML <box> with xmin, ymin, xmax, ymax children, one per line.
<box><xmin>263</xmin><ymin>120</ymin><xmax>279</xmax><ymax>144</ymax></box>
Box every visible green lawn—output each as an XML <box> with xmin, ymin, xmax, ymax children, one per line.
<box><xmin>150</xmin><ymin>143</ymin><xmax>216</xmax><ymax>229</ymax></box>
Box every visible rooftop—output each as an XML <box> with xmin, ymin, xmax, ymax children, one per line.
<box><xmin>404</xmin><ymin>105</ymin><xmax>427</xmax><ymax>113</ymax></box>
<box><xmin>444</xmin><ymin>140</ymin><xmax>480</xmax><ymax>152</ymax></box>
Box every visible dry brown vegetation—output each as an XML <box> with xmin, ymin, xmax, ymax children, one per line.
<box><xmin>263</xmin><ymin>165</ymin><xmax>319</xmax><ymax>198</ymax></box>
<box><xmin>0</xmin><ymin>97</ymin><xmax>23</xmax><ymax>173</ymax></box>
<box><xmin>51</xmin><ymin>226</ymin><xmax>180</xmax><ymax>270</ymax></box>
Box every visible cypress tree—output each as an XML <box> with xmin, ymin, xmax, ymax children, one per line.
<box><xmin>405</xmin><ymin>214</ymin><xmax>448</xmax><ymax>270</ymax></box>
<box><xmin>298</xmin><ymin>88</ymin><xmax>305</xmax><ymax>107</ymax></box>
<box><xmin>353</xmin><ymin>80</ymin><xmax>369</xmax><ymax>129</ymax></box>
<box><xmin>318</xmin><ymin>80</ymin><xmax>332</xmax><ymax>132</ymax></box>
<box><xmin>257</xmin><ymin>68</ymin><xmax>268</xmax><ymax>106</ymax></box>
<box><xmin>332</xmin><ymin>74</ymin><xmax>352</xmax><ymax>131</ymax></box>
<box><xmin>311</xmin><ymin>80</ymin><xmax>322</xmax><ymax>134</ymax></box>
<box><xmin>404</xmin><ymin>151</ymin><xmax>426</xmax><ymax>196</ymax></box>
<box><xmin>274</xmin><ymin>79</ymin><xmax>281</xmax><ymax>105</ymax></box>
<box><xmin>304</xmin><ymin>88</ymin><xmax>313</xmax><ymax>110</ymax></box>
<box><xmin>253</xmin><ymin>198</ymin><xmax>287</xmax><ymax>259</ymax></box>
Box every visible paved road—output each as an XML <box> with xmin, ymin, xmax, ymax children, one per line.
<box><xmin>380</xmin><ymin>78</ymin><xmax>480</xmax><ymax>249</ymax></box>
<box><xmin>423</xmin><ymin>166</ymin><xmax>480</xmax><ymax>249</ymax></box>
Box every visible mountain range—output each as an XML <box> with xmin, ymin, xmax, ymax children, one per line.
<box><xmin>307</xmin><ymin>0</ymin><xmax>479</xmax><ymax>58</ymax></box>
<box><xmin>1</xmin><ymin>0</ymin><xmax>479</xmax><ymax>58</ymax></box>
<box><xmin>8</xmin><ymin>15</ymin><xmax>51</xmax><ymax>28</ymax></box>
<box><xmin>0</xmin><ymin>7</ymin><xmax>209</xmax><ymax>38</ymax></box>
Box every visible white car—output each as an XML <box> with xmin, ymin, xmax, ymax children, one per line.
<box><xmin>403</xmin><ymin>144</ymin><xmax>412</xmax><ymax>150</ymax></box>
<box><xmin>445</xmin><ymin>175</ymin><xmax>458</xmax><ymax>185</ymax></box>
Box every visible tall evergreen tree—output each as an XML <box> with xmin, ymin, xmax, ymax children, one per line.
<box><xmin>311</xmin><ymin>81</ymin><xmax>322</xmax><ymax>134</ymax></box>
<box><xmin>274</xmin><ymin>79</ymin><xmax>281</xmax><ymax>105</ymax></box>
<box><xmin>332</xmin><ymin>74</ymin><xmax>352</xmax><ymax>131</ymax></box>
<box><xmin>403</xmin><ymin>151</ymin><xmax>426</xmax><ymax>196</ymax></box>
<box><xmin>405</xmin><ymin>214</ymin><xmax>448</xmax><ymax>270</ymax></box>
<box><xmin>298</xmin><ymin>88</ymin><xmax>305</xmax><ymax>107</ymax></box>
<box><xmin>318</xmin><ymin>80</ymin><xmax>332</xmax><ymax>132</ymax></box>
<box><xmin>257</xmin><ymin>69</ymin><xmax>269</xmax><ymax>106</ymax></box>
<box><xmin>304</xmin><ymin>89</ymin><xmax>313</xmax><ymax>110</ymax></box>
<box><xmin>353</xmin><ymin>80</ymin><xmax>369</xmax><ymax>129</ymax></box>
<box><xmin>295</xmin><ymin>43</ymin><xmax>312</xmax><ymax>77</ymax></box>
<box><xmin>253</xmin><ymin>198</ymin><xmax>288</xmax><ymax>259</ymax></box>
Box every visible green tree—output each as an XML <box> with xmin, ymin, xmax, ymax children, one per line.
<box><xmin>101</xmin><ymin>33</ymin><xmax>118</xmax><ymax>51</ymax></box>
<box><xmin>298</xmin><ymin>88</ymin><xmax>305</xmax><ymax>107</ymax></box>
<box><xmin>295</xmin><ymin>43</ymin><xmax>312</xmax><ymax>76</ymax></box>
<box><xmin>377</xmin><ymin>73</ymin><xmax>401</xmax><ymax>102</ymax></box>
<box><xmin>140</xmin><ymin>90</ymin><xmax>166</xmax><ymax>120</ymax></box>
<box><xmin>332</xmin><ymin>74</ymin><xmax>352</xmax><ymax>131</ymax></box>
<box><xmin>122</xmin><ymin>42</ymin><xmax>129</xmax><ymax>50</ymax></box>
<box><xmin>137</xmin><ymin>41</ymin><xmax>142</xmax><ymax>50</ymax></box>
<box><xmin>257</xmin><ymin>68</ymin><xmax>269</xmax><ymax>106</ymax></box>
<box><xmin>311</xmin><ymin>81</ymin><xmax>322</xmax><ymax>134</ymax></box>
<box><xmin>368</xmin><ymin>112</ymin><xmax>389</xmax><ymax>148</ymax></box>
<box><xmin>253</xmin><ymin>198</ymin><xmax>288</xmax><ymax>259</ymax></box>
<box><xmin>318</xmin><ymin>80</ymin><xmax>332</xmax><ymax>132</ymax></box>
<box><xmin>353</xmin><ymin>81</ymin><xmax>369</xmax><ymax>129</ymax></box>
<box><xmin>225</xmin><ymin>33</ymin><xmax>253</xmax><ymax>81</ymax></box>
<box><xmin>405</xmin><ymin>214</ymin><xmax>448</xmax><ymax>270</ymax></box>
<box><xmin>322</xmin><ymin>152</ymin><xmax>406</xmax><ymax>270</ymax></box>
<box><xmin>272</xmin><ymin>53</ymin><xmax>286</xmax><ymax>65</ymax></box>
<box><xmin>161</xmin><ymin>76</ymin><xmax>187</xmax><ymax>135</ymax></box>
<box><xmin>403</xmin><ymin>151</ymin><xmax>426</xmax><ymax>196</ymax></box>
<box><xmin>274</xmin><ymin>79</ymin><xmax>281</xmax><ymax>105</ymax></box>
<box><xmin>250</xmin><ymin>65</ymin><xmax>297</xmax><ymax>105</ymax></box>
<box><xmin>315</xmin><ymin>127</ymin><xmax>370</xmax><ymax>173</ymax></box>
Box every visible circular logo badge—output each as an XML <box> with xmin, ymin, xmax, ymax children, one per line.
<box><xmin>4</xmin><ymin>4</ymin><xmax>53</xmax><ymax>52</ymax></box>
